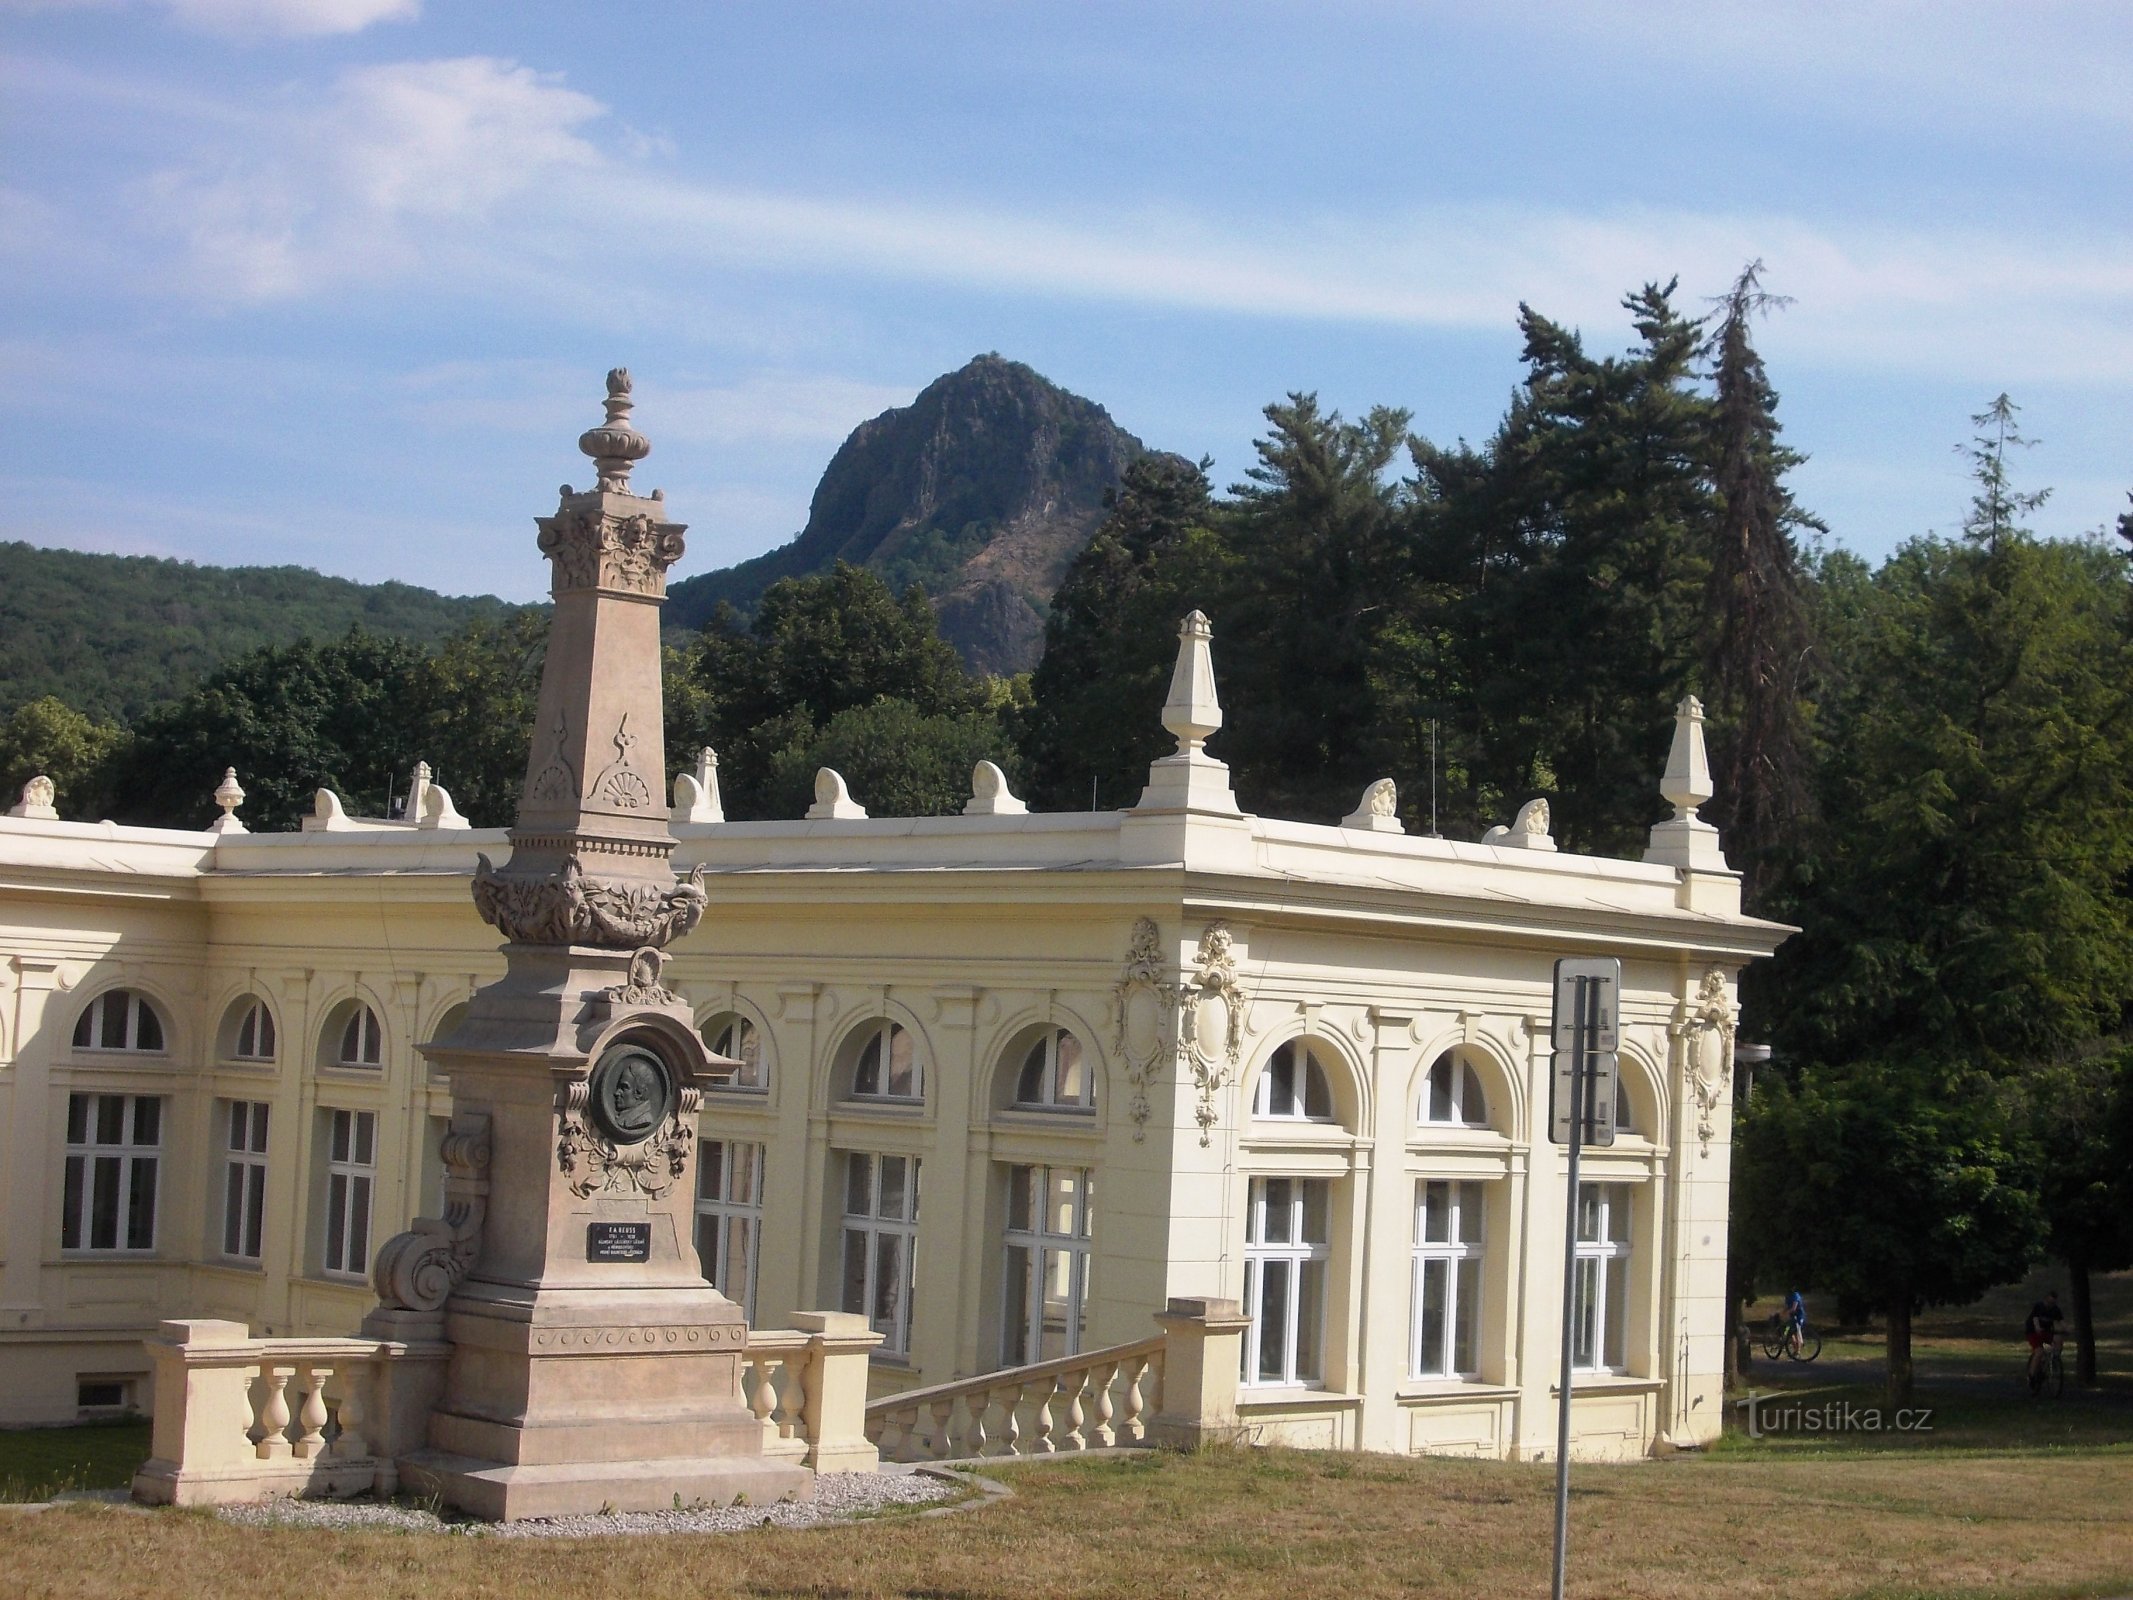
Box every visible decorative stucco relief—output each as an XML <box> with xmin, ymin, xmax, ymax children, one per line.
<box><xmin>472</xmin><ymin>854</ymin><xmax>708</xmax><ymax>949</ymax></box>
<box><xmin>1675</xmin><ymin>967</ymin><xmax>1736</xmax><ymax>1156</ymax></box>
<box><xmin>372</xmin><ymin>1116</ymin><xmax>491</xmax><ymax>1313</ymax></box>
<box><xmin>1112</xmin><ymin>917</ymin><xmax>1170</xmax><ymax>1141</ymax></box>
<box><xmin>1179</xmin><ymin>921</ymin><xmax>1250</xmax><ymax>1147</ymax></box>
<box><xmin>526</xmin><ymin>713</ymin><xmax>577</xmax><ymax>806</ymax></box>
<box><xmin>536</xmin><ymin>507</ymin><xmax>687</xmax><ymax>598</ymax></box>
<box><xmin>589</xmin><ymin>714</ymin><xmax>655</xmax><ymax>810</ymax></box>
<box><xmin>555</xmin><ymin>1077</ymin><xmax>698</xmax><ymax>1200</ymax></box>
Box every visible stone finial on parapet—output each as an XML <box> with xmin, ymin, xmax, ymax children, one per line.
<box><xmin>1133</xmin><ymin>610</ymin><xmax>1242</xmax><ymax>816</ymax></box>
<box><xmin>1644</xmin><ymin>695</ymin><xmax>1728</xmax><ymax>870</ymax></box>
<box><xmin>964</xmin><ymin>759</ymin><xmax>1028</xmax><ymax>816</ymax></box>
<box><xmin>1340</xmin><ymin>778</ymin><xmax>1403</xmax><ymax>833</ymax></box>
<box><xmin>7</xmin><ymin>774</ymin><xmax>58</xmax><ymax>819</ymax></box>
<box><xmin>1484</xmin><ymin>796</ymin><xmax>1555</xmax><ymax>851</ymax></box>
<box><xmin>209</xmin><ymin>768</ymin><xmax>247</xmax><ymax>834</ymax></box>
<box><xmin>418</xmin><ymin>778</ymin><xmax>468</xmax><ymax>829</ymax></box>
<box><xmin>805</xmin><ymin>767</ymin><xmax>868</xmax><ymax>820</ymax></box>
<box><xmin>578</xmin><ymin>368</ymin><xmax>651</xmax><ymax>493</ymax></box>
<box><xmin>673</xmin><ymin>747</ymin><xmax>724</xmax><ymax>823</ymax></box>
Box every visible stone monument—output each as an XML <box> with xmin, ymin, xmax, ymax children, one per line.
<box><xmin>372</xmin><ymin>370</ymin><xmax>811</xmax><ymax>1520</ymax></box>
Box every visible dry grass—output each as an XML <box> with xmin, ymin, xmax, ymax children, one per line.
<box><xmin>4</xmin><ymin>1443</ymin><xmax>2131</xmax><ymax>1600</ymax></box>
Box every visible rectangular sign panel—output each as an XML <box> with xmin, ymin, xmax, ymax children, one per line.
<box><xmin>1550</xmin><ymin>1050</ymin><xmax>1619</xmax><ymax>1147</ymax></box>
<box><xmin>586</xmin><ymin>1221</ymin><xmax>652</xmax><ymax>1264</ymax></box>
<box><xmin>1551</xmin><ymin>957</ymin><xmax>1622</xmax><ymax>1053</ymax></box>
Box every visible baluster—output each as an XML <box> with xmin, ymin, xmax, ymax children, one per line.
<box><xmin>1145</xmin><ymin>1351</ymin><xmax>1166</xmax><ymax>1420</ymax></box>
<box><xmin>1089</xmin><ymin>1359</ymin><xmax>1118</xmax><ymax>1447</ymax></box>
<box><xmin>330</xmin><ymin>1364</ymin><xmax>370</xmax><ymax>1460</ymax></box>
<box><xmin>1029</xmin><ymin>1376</ymin><xmax>1057</xmax><ymax>1455</ymax></box>
<box><xmin>1060</xmin><ymin>1367</ymin><xmax>1087</xmax><ymax>1450</ymax></box>
<box><xmin>749</xmin><ymin>1355</ymin><xmax>780</xmax><ymax>1445</ymax></box>
<box><xmin>991</xmin><ymin>1383</ymin><xmax>1024</xmax><ymax>1457</ymax></box>
<box><xmin>1118</xmin><ymin>1357</ymin><xmax>1148</xmax><ymax>1445</ymax></box>
<box><xmin>962</xmin><ymin>1390</ymin><xmax>989</xmax><ymax>1459</ymax></box>
<box><xmin>874</xmin><ymin>1406</ymin><xmax>903</xmax><ymax>1462</ymax></box>
<box><xmin>293</xmin><ymin>1365</ymin><xmax>332</xmax><ymax>1460</ymax></box>
<box><xmin>255</xmin><ymin>1365</ymin><xmax>294</xmax><ymax>1461</ymax></box>
<box><xmin>774</xmin><ymin>1354</ymin><xmax>806</xmax><ymax>1444</ymax></box>
<box><xmin>926</xmin><ymin>1397</ymin><xmax>954</xmax><ymax>1462</ymax></box>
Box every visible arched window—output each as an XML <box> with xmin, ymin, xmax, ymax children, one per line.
<box><xmin>701</xmin><ymin>1013</ymin><xmax>768</xmax><ymax>1091</ymax></box>
<box><xmin>1422</xmin><ymin>1053</ymin><xmax>1489</xmax><ymax>1127</ymax></box>
<box><xmin>226</xmin><ymin>999</ymin><xmax>276</xmax><ymax>1062</ymax></box>
<box><xmin>335</xmin><ymin>1004</ymin><xmax>384</xmax><ymax>1069</ymax></box>
<box><xmin>1010</xmin><ymin>1028</ymin><xmax>1093</xmax><ymax>1112</ymax></box>
<box><xmin>1253</xmin><ymin>1040</ymin><xmax>1333</xmax><ymax>1121</ymax></box>
<box><xmin>72</xmin><ymin>990</ymin><xmax>165</xmax><ymax>1054</ymax></box>
<box><xmin>849</xmin><ymin>1020</ymin><xmax>921</xmax><ymax>1101</ymax></box>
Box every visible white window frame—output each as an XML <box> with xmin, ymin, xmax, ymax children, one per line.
<box><xmin>702</xmin><ymin>1014</ymin><xmax>768</xmax><ymax>1093</ymax></box>
<box><xmin>1409</xmin><ymin>1179</ymin><xmax>1485</xmax><ymax>1379</ymax></box>
<box><xmin>1010</xmin><ymin>1028</ymin><xmax>1094</xmax><ymax>1112</ymax></box>
<box><xmin>71</xmin><ymin>990</ymin><xmax>165</xmax><ymax>1054</ymax></box>
<box><xmin>1572</xmin><ymin>1181</ymin><xmax>1634</xmax><ymax>1373</ymax></box>
<box><xmin>61</xmin><ymin>1093</ymin><xmax>162</xmax><ymax>1253</ymax></box>
<box><xmin>1421</xmin><ymin>1053</ymin><xmax>1489</xmax><ymax>1127</ymax></box>
<box><xmin>1000</xmin><ymin>1164</ymin><xmax>1093</xmax><ymax>1366</ymax></box>
<box><xmin>1252</xmin><ymin>1040</ymin><xmax>1335</xmax><ymax>1121</ymax></box>
<box><xmin>322</xmin><ymin>1109</ymin><xmax>377</xmax><ymax>1280</ymax></box>
<box><xmin>695</xmin><ymin>1138</ymin><xmax>764</xmax><ymax>1319</ymax></box>
<box><xmin>231</xmin><ymin>1000</ymin><xmax>276</xmax><ymax>1062</ymax></box>
<box><xmin>335</xmin><ymin>1005</ymin><xmax>384</xmax><ymax>1069</ymax></box>
<box><xmin>1241</xmin><ymin>1175</ymin><xmax>1331</xmax><ymax>1388</ymax></box>
<box><xmin>222</xmin><ymin>1100</ymin><xmax>271</xmax><ymax>1262</ymax></box>
<box><xmin>840</xmin><ymin>1151</ymin><xmax>919</xmax><ymax>1355</ymax></box>
<box><xmin>848</xmin><ymin>1020</ymin><xmax>922</xmax><ymax>1102</ymax></box>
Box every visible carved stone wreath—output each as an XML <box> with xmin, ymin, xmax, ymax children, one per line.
<box><xmin>372</xmin><ymin>1115</ymin><xmax>492</xmax><ymax>1312</ymax></box>
<box><xmin>1178</xmin><ymin>921</ymin><xmax>1249</xmax><ymax>1148</ymax></box>
<box><xmin>1112</xmin><ymin>917</ymin><xmax>1171</xmax><ymax>1141</ymax></box>
<box><xmin>1680</xmin><ymin>967</ymin><xmax>1736</xmax><ymax>1156</ymax></box>
<box><xmin>472</xmin><ymin>854</ymin><xmax>709</xmax><ymax>949</ymax></box>
<box><xmin>536</xmin><ymin>507</ymin><xmax>687</xmax><ymax>598</ymax></box>
<box><xmin>555</xmin><ymin>1078</ymin><xmax>699</xmax><ymax>1200</ymax></box>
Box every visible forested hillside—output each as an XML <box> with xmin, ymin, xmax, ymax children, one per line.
<box><xmin>0</xmin><ymin>541</ymin><xmax>520</xmax><ymax>723</ymax></box>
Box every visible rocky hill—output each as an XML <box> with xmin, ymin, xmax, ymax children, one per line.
<box><xmin>664</xmin><ymin>355</ymin><xmax>1144</xmax><ymax>675</ymax></box>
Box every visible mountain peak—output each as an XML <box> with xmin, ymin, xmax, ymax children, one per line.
<box><xmin>664</xmin><ymin>357</ymin><xmax>1144</xmax><ymax>674</ymax></box>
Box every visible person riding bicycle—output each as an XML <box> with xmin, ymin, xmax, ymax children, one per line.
<box><xmin>2026</xmin><ymin>1290</ymin><xmax>2065</xmax><ymax>1381</ymax></box>
<box><xmin>1783</xmin><ymin>1288</ymin><xmax>1808</xmax><ymax>1354</ymax></box>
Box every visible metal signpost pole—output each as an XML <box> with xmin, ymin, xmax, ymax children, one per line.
<box><xmin>1550</xmin><ymin>973</ymin><xmax>1588</xmax><ymax>1600</ymax></box>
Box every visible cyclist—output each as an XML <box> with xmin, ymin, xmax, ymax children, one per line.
<box><xmin>2025</xmin><ymin>1290</ymin><xmax>2065</xmax><ymax>1384</ymax></box>
<box><xmin>1783</xmin><ymin>1288</ymin><xmax>1808</xmax><ymax>1357</ymax></box>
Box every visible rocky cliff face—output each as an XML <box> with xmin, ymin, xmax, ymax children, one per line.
<box><xmin>663</xmin><ymin>355</ymin><xmax>1143</xmax><ymax>675</ymax></box>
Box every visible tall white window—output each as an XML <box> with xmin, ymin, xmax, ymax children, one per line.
<box><xmin>71</xmin><ymin>991</ymin><xmax>164</xmax><ymax>1053</ymax></box>
<box><xmin>1410</xmin><ymin>1180</ymin><xmax>1485</xmax><ymax>1378</ymax></box>
<box><xmin>841</xmin><ymin>1152</ymin><xmax>919</xmax><ymax>1355</ymax></box>
<box><xmin>850</xmin><ymin>1021</ymin><xmax>921</xmax><ymax>1100</ymax></box>
<box><xmin>336</xmin><ymin>1005</ymin><xmax>383</xmax><ymax>1069</ymax></box>
<box><xmin>1572</xmin><ymin>1182</ymin><xmax>1633</xmax><ymax>1372</ymax></box>
<box><xmin>323</xmin><ymin>1109</ymin><xmax>376</xmax><ymax>1279</ymax></box>
<box><xmin>696</xmin><ymin>1139</ymin><xmax>764</xmax><ymax>1320</ymax></box>
<box><xmin>1001</xmin><ymin>1165</ymin><xmax>1093</xmax><ymax>1365</ymax></box>
<box><xmin>1241</xmin><ymin>1176</ymin><xmax>1330</xmax><ymax>1386</ymax></box>
<box><xmin>222</xmin><ymin>1101</ymin><xmax>270</xmax><ymax>1261</ymax></box>
<box><xmin>231</xmin><ymin>1000</ymin><xmax>276</xmax><ymax>1061</ymax></box>
<box><xmin>702</xmin><ymin>1015</ymin><xmax>768</xmax><ymax>1091</ymax></box>
<box><xmin>1422</xmin><ymin>1053</ymin><xmax>1488</xmax><ymax>1126</ymax></box>
<box><xmin>1012</xmin><ymin>1029</ymin><xmax>1093</xmax><ymax>1111</ymax></box>
<box><xmin>61</xmin><ymin>1094</ymin><xmax>162</xmax><ymax>1252</ymax></box>
<box><xmin>1253</xmin><ymin>1040</ymin><xmax>1334</xmax><ymax>1120</ymax></box>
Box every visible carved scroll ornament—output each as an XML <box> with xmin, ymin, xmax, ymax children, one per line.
<box><xmin>1179</xmin><ymin>921</ymin><xmax>1249</xmax><ymax>1148</ymax></box>
<box><xmin>472</xmin><ymin>854</ymin><xmax>709</xmax><ymax>949</ymax></box>
<box><xmin>372</xmin><ymin>1116</ymin><xmax>491</xmax><ymax>1312</ymax></box>
<box><xmin>1112</xmin><ymin>917</ymin><xmax>1171</xmax><ymax>1141</ymax></box>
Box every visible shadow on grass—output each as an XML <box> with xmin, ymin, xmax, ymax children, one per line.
<box><xmin>0</xmin><ymin>1417</ymin><xmax>150</xmax><ymax>1502</ymax></box>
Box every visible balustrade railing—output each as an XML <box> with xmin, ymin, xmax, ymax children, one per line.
<box><xmin>864</xmin><ymin>1335</ymin><xmax>1166</xmax><ymax>1463</ymax></box>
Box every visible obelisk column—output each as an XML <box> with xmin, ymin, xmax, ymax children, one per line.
<box><xmin>373</xmin><ymin>371</ymin><xmax>810</xmax><ymax>1521</ymax></box>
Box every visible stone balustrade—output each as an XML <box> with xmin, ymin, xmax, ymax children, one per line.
<box><xmin>865</xmin><ymin>1335</ymin><xmax>1166</xmax><ymax>1463</ymax></box>
<box><xmin>133</xmin><ymin>1311</ymin><xmax>883</xmax><ymax>1507</ymax></box>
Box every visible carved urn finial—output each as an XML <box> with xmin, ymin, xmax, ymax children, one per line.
<box><xmin>1161</xmin><ymin>610</ymin><xmax>1224</xmax><ymax>756</ymax></box>
<box><xmin>210</xmin><ymin>767</ymin><xmax>247</xmax><ymax>834</ymax></box>
<box><xmin>578</xmin><ymin>367</ymin><xmax>650</xmax><ymax>492</ymax></box>
<box><xmin>1660</xmin><ymin>694</ymin><xmax>1714</xmax><ymax>822</ymax></box>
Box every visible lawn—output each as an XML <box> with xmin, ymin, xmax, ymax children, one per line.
<box><xmin>0</xmin><ymin>1420</ymin><xmax>149</xmax><ymax>1503</ymax></box>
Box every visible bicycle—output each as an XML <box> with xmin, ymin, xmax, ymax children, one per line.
<box><xmin>1760</xmin><ymin>1312</ymin><xmax>1822</xmax><ymax>1362</ymax></box>
<box><xmin>2027</xmin><ymin>1335</ymin><xmax>2065</xmax><ymax>1398</ymax></box>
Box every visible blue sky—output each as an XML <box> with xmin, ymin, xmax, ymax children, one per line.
<box><xmin>2</xmin><ymin>0</ymin><xmax>2128</xmax><ymax>603</ymax></box>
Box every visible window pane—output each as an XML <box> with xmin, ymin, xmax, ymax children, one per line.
<box><xmin>1577</xmin><ymin>1185</ymin><xmax>1603</xmax><ymax>1243</ymax></box>
<box><xmin>325</xmin><ymin>1175</ymin><xmax>348</xmax><ymax>1272</ymax></box>
<box><xmin>1047</xmin><ymin>1170</ymin><xmax>1078</xmax><ymax>1238</ymax></box>
<box><xmin>100</xmin><ymin>998</ymin><xmax>127</xmax><ymax>1049</ymax></box>
<box><xmin>132</xmin><ymin>1096</ymin><xmax>160</xmax><ymax>1147</ymax></box>
<box><xmin>730</xmin><ymin>1142</ymin><xmax>759</xmax><ymax>1204</ymax></box>
<box><xmin>354</xmin><ymin>1112</ymin><xmax>375</xmax><ymax>1167</ymax></box>
<box><xmin>1462</xmin><ymin>1067</ymin><xmax>1485</xmax><ymax>1124</ymax></box>
<box><xmin>135</xmin><ymin>1003</ymin><xmax>163</xmax><ymax>1052</ymax></box>
<box><xmin>1572</xmin><ymin>1258</ymin><xmax>1599</xmax><ymax>1368</ymax></box>
<box><xmin>1040</xmin><ymin>1247</ymin><xmax>1077</xmax><ymax>1360</ymax></box>
<box><xmin>66</xmin><ymin>1094</ymin><xmax>88</xmax><ymax>1145</ymax></box>
<box><xmin>90</xmin><ymin>1156</ymin><xmax>120</xmax><ymax>1249</ymax></box>
<box><xmin>732</xmin><ymin>1020</ymin><xmax>762</xmax><ymax>1087</ymax></box>
<box><xmin>879</xmin><ymin>1155</ymin><xmax>907</xmax><ymax>1221</ymax></box>
<box><xmin>1296</xmin><ymin>1258</ymin><xmax>1325</xmax><ymax>1383</ymax></box>
<box><xmin>1428</xmin><ymin>1058</ymin><xmax>1452</xmax><ymax>1121</ymax></box>
<box><xmin>1301</xmin><ymin>1179</ymin><xmax>1330</xmax><ymax>1246</ymax></box>
<box><xmin>1454</xmin><ymin>1257</ymin><xmax>1481</xmax><ymax>1374</ymax></box>
<box><xmin>73</xmin><ymin>1006</ymin><xmax>93</xmax><ymax>1049</ymax></box>
<box><xmin>1304</xmin><ymin>1056</ymin><xmax>1332</xmax><ymax>1120</ymax></box>
<box><xmin>61</xmin><ymin>1155</ymin><xmax>83</xmax><ymax>1250</ymax></box>
<box><xmin>1002</xmin><ymin>1245</ymin><xmax>1032</xmax><ymax>1366</ymax></box>
<box><xmin>872</xmin><ymin>1232</ymin><xmax>904</xmax><ymax>1337</ymax></box>
<box><xmin>840</xmin><ymin>1229</ymin><xmax>867</xmax><ymax>1316</ymax></box>
<box><xmin>1418</xmin><ymin>1257</ymin><xmax>1448</xmax><ymax>1374</ymax></box>
<box><xmin>854</xmin><ymin>1032</ymin><xmax>881</xmax><ymax>1095</ymax></box>
<box><xmin>244</xmin><ymin>1164</ymin><xmax>266</xmax><ymax>1258</ymax></box>
<box><xmin>1258</xmin><ymin>1260</ymin><xmax>1291</xmax><ymax>1382</ymax></box>
<box><xmin>1270</xmin><ymin>1047</ymin><xmax>1297</xmax><ymax>1116</ymax></box>
<box><xmin>697</xmin><ymin>1212</ymin><xmax>721</xmax><ymax>1282</ymax></box>
<box><xmin>1610</xmin><ymin>1189</ymin><xmax>1632</xmax><ymax>1244</ymax></box>
<box><xmin>1605</xmin><ymin>1256</ymin><xmax>1629</xmax><ymax>1369</ymax></box>
<box><xmin>228</xmin><ymin>1102</ymin><xmax>246</xmax><ymax>1150</ymax></box>
<box><xmin>1006</xmin><ymin>1165</ymin><xmax>1032</xmax><ymax>1233</ymax></box>
<box><xmin>1016</xmin><ymin>1040</ymin><xmax>1047</xmax><ymax>1104</ymax></box>
<box><xmin>95</xmin><ymin>1096</ymin><xmax>124</xmax><ymax>1144</ymax></box>
<box><xmin>1422</xmin><ymin>1181</ymin><xmax>1449</xmax><ymax>1243</ymax></box>
<box><xmin>726</xmin><ymin>1218</ymin><xmax>756</xmax><ymax>1314</ymax></box>
<box><xmin>698</xmin><ymin>1139</ymin><xmax>723</xmax><ymax>1203</ymax></box>
<box><xmin>127</xmin><ymin>1157</ymin><xmax>157</xmax><ymax>1250</ymax></box>
<box><xmin>331</xmin><ymin>1111</ymin><xmax>350</xmax><ymax>1163</ymax></box>
<box><xmin>1261</xmin><ymin>1179</ymin><xmax>1293</xmax><ymax>1244</ymax></box>
<box><xmin>887</xmin><ymin>1026</ymin><xmax>916</xmax><ymax>1097</ymax></box>
<box><xmin>258</xmin><ymin>1006</ymin><xmax>277</xmax><ymax>1058</ymax></box>
<box><xmin>1080</xmin><ymin>1172</ymin><xmax>1095</xmax><ymax>1238</ymax></box>
<box><xmin>845</xmin><ymin>1153</ymin><xmax>871</xmax><ymax>1218</ymax></box>
<box><xmin>224</xmin><ymin>1163</ymin><xmax>245</xmax><ymax>1256</ymax></box>
<box><xmin>1055</xmin><ymin>1033</ymin><xmax>1086</xmax><ymax>1104</ymax></box>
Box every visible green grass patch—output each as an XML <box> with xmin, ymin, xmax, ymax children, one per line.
<box><xmin>0</xmin><ymin>1420</ymin><xmax>151</xmax><ymax>1502</ymax></box>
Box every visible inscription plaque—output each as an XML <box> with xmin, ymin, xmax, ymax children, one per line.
<box><xmin>586</xmin><ymin>1221</ymin><xmax>652</xmax><ymax>1263</ymax></box>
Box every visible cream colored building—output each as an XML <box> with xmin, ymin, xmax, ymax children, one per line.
<box><xmin>0</xmin><ymin>649</ymin><xmax>1783</xmax><ymax>1461</ymax></box>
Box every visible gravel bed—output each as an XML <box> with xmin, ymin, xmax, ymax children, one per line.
<box><xmin>215</xmin><ymin>1470</ymin><xmax>957</xmax><ymax>1538</ymax></box>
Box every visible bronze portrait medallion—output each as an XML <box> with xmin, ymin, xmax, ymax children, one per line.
<box><xmin>588</xmin><ymin>1041</ymin><xmax>674</xmax><ymax>1145</ymax></box>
